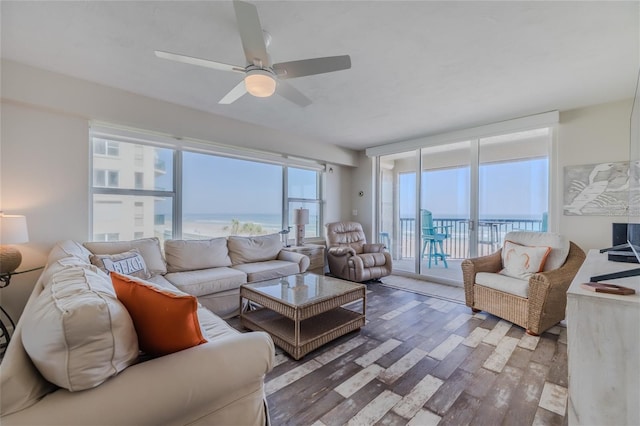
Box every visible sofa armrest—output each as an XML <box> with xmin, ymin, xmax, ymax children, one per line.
<box><xmin>327</xmin><ymin>246</ymin><xmax>356</xmax><ymax>257</ymax></box>
<box><xmin>277</xmin><ymin>250</ymin><xmax>310</xmax><ymax>272</ymax></box>
<box><xmin>2</xmin><ymin>332</ymin><xmax>274</xmax><ymax>426</ymax></box>
<box><xmin>363</xmin><ymin>243</ymin><xmax>385</xmax><ymax>253</ymax></box>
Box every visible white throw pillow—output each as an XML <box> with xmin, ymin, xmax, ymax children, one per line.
<box><xmin>164</xmin><ymin>238</ymin><xmax>232</xmax><ymax>272</ymax></box>
<box><xmin>84</xmin><ymin>237</ymin><xmax>167</xmax><ymax>275</ymax></box>
<box><xmin>89</xmin><ymin>248</ymin><xmax>151</xmax><ymax>279</ymax></box>
<box><xmin>502</xmin><ymin>231</ymin><xmax>569</xmax><ymax>271</ymax></box>
<box><xmin>21</xmin><ymin>267</ymin><xmax>139</xmax><ymax>392</ymax></box>
<box><xmin>500</xmin><ymin>240</ymin><xmax>551</xmax><ymax>280</ymax></box>
<box><xmin>227</xmin><ymin>233</ymin><xmax>282</xmax><ymax>265</ymax></box>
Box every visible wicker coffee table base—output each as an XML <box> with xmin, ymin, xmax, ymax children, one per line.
<box><xmin>240</xmin><ymin>277</ymin><xmax>366</xmax><ymax>360</ymax></box>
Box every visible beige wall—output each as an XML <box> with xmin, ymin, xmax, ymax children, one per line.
<box><xmin>0</xmin><ymin>61</ymin><xmax>357</xmax><ymax>320</ymax></box>
<box><xmin>557</xmin><ymin>98</ymin><xmax>633</xmax><ymax>252</ymax></box>
<box><xmin>1</xmin><ymin>103</ymin><xmax>90</xmax><ymax>321</ymax></box>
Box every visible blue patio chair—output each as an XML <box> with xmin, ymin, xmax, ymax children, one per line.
<box><xmin>420</xmin><ymin>209</ymin><xmax>451</xmax><ymax>268</ymax></box>
<box><xmin>540</xmin><ymin>212</ymin><xmax>548</xmax><ymax>232</ymax></box>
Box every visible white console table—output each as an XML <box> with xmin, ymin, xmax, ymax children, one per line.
<box><xmin>566</xmin><ymin>249</ymin><xmax>640</xmax><ymax>425</ymax></box>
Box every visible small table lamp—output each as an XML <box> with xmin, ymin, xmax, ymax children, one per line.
<box><xmin>0</xmin><ymin>214</ymin><xmax>29</xmax><ymax>275</ymax></box>
<box><xmin>294</xmin><ymin>208</ymin><xmax>309</xmax><ymax>246</ymax></box>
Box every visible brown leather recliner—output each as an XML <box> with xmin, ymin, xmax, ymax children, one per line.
<box><xmin>325</xmin><ymin>221</ymin><xmax>392</xmax><ymax>282</ymax></box>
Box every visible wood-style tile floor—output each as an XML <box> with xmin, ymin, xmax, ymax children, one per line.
<box><xmin>231</xmin><ymin>279</ymin><xmax>569</xmax><ymax>426</ymax></box>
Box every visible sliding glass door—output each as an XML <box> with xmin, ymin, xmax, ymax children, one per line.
<box><xmin>477</xmin><ymin>129</ymin><xmax>550</xmax><ymax>256</ymax></box>
<box><xmin>379</xmin><ymin>151</ymin><xmax>418</xmax><ymax>274</ymax></box>
<box><xmin>376</xmin><ymin>127</ymin><xmax>551</xmax><ymax>285</ymax></box>
<box><xmin>419</xmin><ymin>142</ymin><xmax>471</xmax><ymax>280</ymax></box>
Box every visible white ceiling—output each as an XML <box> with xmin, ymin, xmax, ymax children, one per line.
<box><xmin>1</xmin><ymin>1</ymin><xmax>638</xmax><ymax>151</ymax></box>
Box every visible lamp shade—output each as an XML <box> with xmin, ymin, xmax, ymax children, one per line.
<box><xmin>294</xmin><ymin>208</ymin><xmax>309</xmax><ymax>225</ymax></box>
<box><xmin>244</xmin><ymin>70</ymin><xmax>277</xmax><ymax>98</ymax></box>
<box><xmin>0</xmin><ymin>214</ymin><xmax>29</xmax><ymax>245</ymax></box>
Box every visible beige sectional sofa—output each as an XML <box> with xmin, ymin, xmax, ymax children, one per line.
<box><xmin>1</xmin><ymin>234</ymin><xmax>309</xmax><ymax>425</ymax></box>
<box><xmin>85</xmin><ymin>234</ymin><xmax>310</xmax><ymax>318</ymax></box>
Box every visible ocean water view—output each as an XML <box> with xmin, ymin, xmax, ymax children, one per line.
<box><xmin>175</xmin><ymin>213</ymin><xmax>320</xmax><ymax>240</ymax></box>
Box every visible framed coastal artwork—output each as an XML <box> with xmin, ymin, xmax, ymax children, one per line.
<box><xmin>563</xmin><ymin>161</ymin><xmax>639</xmax><ymax>216</ymax></box>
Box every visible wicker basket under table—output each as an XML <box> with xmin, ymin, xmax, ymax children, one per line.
<box><xmin>240</xmin><ymin>273</ymin><xmax>366</xmax><ymax>360</ymax></box>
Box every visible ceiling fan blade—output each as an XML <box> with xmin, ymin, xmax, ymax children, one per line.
<box><xmin>233</xmin><ymin>0</ymin><xmax>270</xmax><ymax>67</ymax></box>
<box><xmin>277</xmin><ymin>81</ymin><xmax>312</xmax><ymax>107</ymax></box>
<box><xmin>155</xmin><ymin>50</ymin><xmax>244</xmax><ymax>73</ymax></box>
<box><xmin>273</xmin><ymin>55</ymin><xmax>351</xmax><ymax>79</ymax></box>
<box><xmin>219</xmin><ymin>80</ymin><xmax>248</xmax><ymax>104</ymax></box>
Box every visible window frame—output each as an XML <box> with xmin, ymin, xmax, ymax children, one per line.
<box><xmin>89</xmin><ymin>127</ymin><xmax>324</xmax><ymax>242</ymax></box>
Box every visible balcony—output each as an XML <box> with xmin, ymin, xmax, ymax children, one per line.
<box><xmin>386</xmin><ymin>217</ymin><xmax>545</xmax><ymax>284</ymax></box>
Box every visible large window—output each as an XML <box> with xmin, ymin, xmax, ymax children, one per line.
<box><xmin>90</xmin><ymin>132</ymin><xmax>323</xmax><ymax>243</ymax></box>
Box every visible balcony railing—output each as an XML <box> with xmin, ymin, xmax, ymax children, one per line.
<box><xmin>391</xmin><ymin>217</ymin><xmax>545</xmax><ymax>260</ymax></box>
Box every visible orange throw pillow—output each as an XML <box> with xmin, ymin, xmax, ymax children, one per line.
<box><xmin>110</xmin><ymin>272</ymin><xmax>207</xmax><ymax>356</ymax></box>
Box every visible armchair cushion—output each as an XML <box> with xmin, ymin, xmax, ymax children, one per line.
<box><xmin>328</xmin><ymin>246</ymin><xmax>357</xmax><ymax>256</ymax></box>
<box><xmin>357</xmin><ymin>252</ymin><xmax>388</xmax><ymax>268</ymax></box>
<box><xmin>325</xmin><ymin>222</ymin><xmax>366</xmax><ymax>254</ymax></box>
<box><xmin>363</xmin><ymin>243</ymin><xmax>385</xmax><ymax>253</ymax></box>
<box><xmin>476</xmin><ymin>272</ymin><xmax>529</xmax><ymax>298</ymax></box>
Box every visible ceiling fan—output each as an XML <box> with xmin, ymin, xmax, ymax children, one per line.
<box><xmin>155</xmin><ymin>0</ymin><xmax>351</xmax><ymax>107</ymax></box>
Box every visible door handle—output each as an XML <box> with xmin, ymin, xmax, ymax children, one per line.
<box><xmin>468</xmin><ymin>220</ymin><xmax>475</xmax><ymax>231</ymax></box>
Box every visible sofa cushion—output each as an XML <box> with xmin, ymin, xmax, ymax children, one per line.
<box><xmin>476</xmin><ymin>272</ymin><xmax>530</xmax><ymax>298</ymax></box>
<box><xmin>232</xmin><ymin>260</ymin><xmax>300</xmax><ymax>282</ymax></box>
<box><xmin>111</xmin><ymin>272</ymin><xmax>207</xmax><ymax>356</ymax></box>
<box><xmin>21</xmin><ymin>267</ymin><xmax>139</xmax><ymax>392</ymax></box>
<box><xmin>227</xmin><ymin>233</ymin><xmax>282</xmax><ymax>265</ymax></box>
<box><xmin>500</xmin><ymin>241</ymin><xmax>551</xmax><ymax>280</ymax></box>
<box><xmin>89</xmin><ymin>248</ymin><xmax>151</xmax><ymax>279</ymax></box>
<box><xmin>165</xmin><ymin>267</ymin><xmax>247</xmax><ymax>296</ymax></box>
<box><xmin>145</xmin><ymin>273</ymin><xmax>190</xmax><ymax>295</ymax></box>
<box><xmin>84</xmin><ymin>237</ymin><xmax>167</xmax><ymax>275</ymax></box>
<box><xmin>165</xmin><ymin>238</ymin><xmax>232</xmax><ymax>272</ymax></box>
<box><xmin>503</xmin><ymin>231</ymin><xmax>569</xmax><ymax>271</ymax></box>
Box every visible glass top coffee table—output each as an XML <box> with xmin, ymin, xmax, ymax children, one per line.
<box><xmin>239</xmin><ymin>273</ymin><xmax>366</xmax><ymax>360</ymax></box>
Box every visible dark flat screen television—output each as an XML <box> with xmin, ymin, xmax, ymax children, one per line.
<box><xmin>592</xmin><ymin>68</ymin><xmax>640</xmax><ymax>282</ymax></box>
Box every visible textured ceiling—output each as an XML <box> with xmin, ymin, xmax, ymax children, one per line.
<box><xmin>1</xmin><ymin>1</ymin><xmax>638</xmax><ymax>151</ymax></box>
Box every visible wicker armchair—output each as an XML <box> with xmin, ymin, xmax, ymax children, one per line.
<box><xmin>462</xmin><ymin>232</ymin><xmax>585</xmax><ymax>335</ymax></box>
<box><xmin>325</xmin><ymin>221</ymin><xmax>392</xmax><ymax>282</ymax></box>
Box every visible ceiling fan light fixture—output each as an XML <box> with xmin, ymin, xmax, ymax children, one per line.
<box><xmin>245</xmin><ymin>70</ymin><xmax>276</xmax><ymax>97</ymax></box>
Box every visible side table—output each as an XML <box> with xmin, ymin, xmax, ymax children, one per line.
<box><xmin>282</xmin><ymin>244</ymin><xmax>325</xmax><ymax>275</ymax></box>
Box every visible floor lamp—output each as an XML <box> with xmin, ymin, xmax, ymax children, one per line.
<box><xmin>294</xmin><ymin>208</ymin><xmax>309</xmax><ymax>246</ymax></box>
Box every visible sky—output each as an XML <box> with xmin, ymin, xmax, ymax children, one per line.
<box><xmin>155</xmin><ymin>150</ymin><xmax>317</xmax><ymax>216</ymax></box>
<box><xmin>400</xmin><ymin>158</ymin><xmax>549</xmax><ymax>220</ymax></box>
